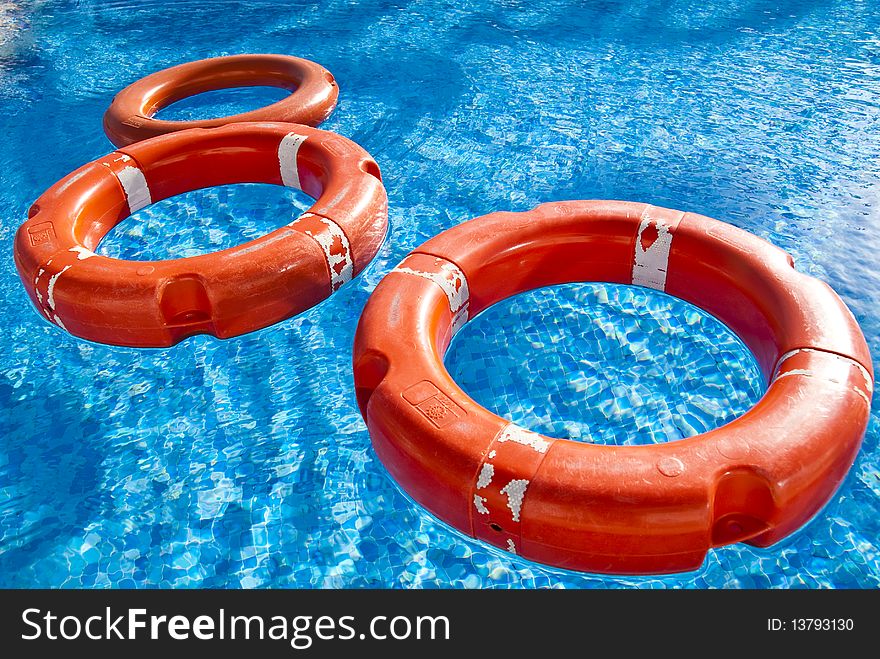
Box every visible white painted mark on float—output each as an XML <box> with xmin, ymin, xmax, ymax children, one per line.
<box><xmin>774</xmin><ymin>348</ymin><xmax>820</xmax><ymax>377</ymax></box>
<box><xmin>853</xmin><ymin>387</ymin><xmax>871</xmax><ymax>406</ymax></box>
<box><xmin>393</xmin><ymin>261</ymin><xmax>469</xmax><ymax>317</ymax></box>
<box><xmin>451</xmin><ymin>305</ymin><xmax>469</xmax><ymax>335</ymax></box>
<box><xmin>774</xmin><ymin>368</ymin><xmax>815</xmax><ymax>380</ymax></box>
<box><xmin>46</xmin><ymin>264</ymin><xmax>72</xmax><ymax>311</ymax></box>
<box><xmin>279</xmin><ymin>132</ymin><xmax>308</xmax><ymax>189</ymax></box>
<box><xmin>632</xmin><ymin>206</ymin><xmax>675</xmax><ymax>291</ymax></box>
<box><xmin>33</xmin><ymin>259</ymin><xmax>55</xmax><ymax>316</ymax></box>
<box><xmin>775</xmin><ymin>347</ymin><xmax>807</xmax><ymax>369</ymax></box>
<box><xmin>115</xmin><ymin>165</ymin><xmax>152</xmax><ymax>213</ymax></box>
<box><xmin>69</xmin><ymin>246</ymin><xmax>95</xmax><ymax>260</ymax></box>
<box><xmin>845</xmin><ymin>358</ymin><xmax>873</xmax><ymax>406</ymax></box>
<box><xmin>506</xmin><ymin>539</ymin><xmax>516</xmax><ymax>554</ymax></box>
<box><xmin>859</xmin><ymin>371</ymin><xmax>873</xmax><ymax>394</ymax></box>
<box><xmin>499</xmin><ymin>479</ymin><xmax>529</xmax><ymax>523</ymax></box>
<box><xmin>488</xmin><ymin>450</ymin><xmax>497</xmax><ymax>459</ymax></box>
<box><xmin>291</xmin><ymin>213</ymin><xmax>353</xmax><ymax>291</ymax></box>
<box><xmin>474</xmin><ymin>494</ymin><xmax>490</xmax><ymax>515</ymax></box>
<box><xmin>774</xmin><ymin>347</ymin><xmax>874</xmax><ymax>398</ymax></box>
<box><xmin>476</xmin><ymin>463</ymin><xmax>494</xmax><ymax>490</ymax></box>
<box><xmin>851</xmin><ymin>359</ymin><xmax>874</xmax><ymax>395</ymax></box>
<box><xmin>497</xmin><ymin>423</ymin><xmax>551</xmax><ymax>454</ymax></box>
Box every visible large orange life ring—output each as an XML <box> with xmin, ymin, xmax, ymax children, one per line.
<box><xmin>14</xmin><ymin>122</ymin><xmax>387</xmax><ymax>347</ymax></box>
<box><xmin>353</xmin><ymin>201</ymin><xmax>873</xmax><ymax>575</ymax></box>
<box><xmin>103</xmin><ymin>54</ymin><xmax>338</xmax><ymax>147</ymax></box>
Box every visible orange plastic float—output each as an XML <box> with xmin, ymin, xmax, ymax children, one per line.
<box><xmin>353</xmin><ymin>200</ymin><xmax>873</xmax><ymax>575</ymax></box>
<box><xmin>14</xmin><ymin>122</ymin><xmax>387</xmax><ymax>347</ymax></box>
<box><xmin>103</xmin><ymin>54</ymin><xmax>339</xmax><ymax>146</ymax></box>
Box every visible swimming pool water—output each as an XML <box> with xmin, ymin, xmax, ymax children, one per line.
<box><xmin>1</xmin><ymin>0</ymin><xmax>878</xmax><ymax>588</ymax></box>
<box><xmin>446</xmin><ymin>284</ymin><xmax>765</xmax><ymax>446</ymax></box>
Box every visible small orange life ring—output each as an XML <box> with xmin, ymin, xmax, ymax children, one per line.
<box><xmin>353</xmin><ymin>200</ymin><xmax>873</xmax><ymax>575</ymax></box>
<box><xmin>14</xmin><ymin>122</ymin><xmax>387</xmax><ymax>347</ymax></box>
<box><xmin>103</xmin><ymin>54</ymin><xmax>339</xmax><ymax>147</ymax></box>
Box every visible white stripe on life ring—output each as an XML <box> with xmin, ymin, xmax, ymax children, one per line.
<box><xmin>392</xmin><ymin>260</ymin><xmax>470</xmax><ymax>326</ymax></box>
<box><xmin>279</xmin><ymin>132</ymin><xmax>308</xmax><ymax>190</ymax></box>
<box><xmin>632</xmin><ymin>206</ymin><xmax>676</xmax><ymax>291</ymax></box>
<box><xmin>290</xmin><ymin>213</ymin><xmax>353</xmax><ymax>292</ymax></box>
<box><xmin>115</xmin><ymin>165</ymin><xmax>152</xmax><ymax>213</ymax></box>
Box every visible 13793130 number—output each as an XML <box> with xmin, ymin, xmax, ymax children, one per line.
<box><xmin>768</xmin><ymin>618</ymin><xmax>854</xmax><ymax>631</ymax></box>
<box><xmin>793</xmin><ymin>618</ymin><xmax>853</xmax><ymax>631</ymax></box>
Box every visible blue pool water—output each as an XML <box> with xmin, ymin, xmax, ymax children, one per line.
<box><xmin>446</xmin><ymin>284</ymin><xmax>765</xmax><ymax>446</ymax></box>
<box><xmin>1</xmin><ymin>0</ymin><xmax>878</xmax><ymax>588</ymax></box>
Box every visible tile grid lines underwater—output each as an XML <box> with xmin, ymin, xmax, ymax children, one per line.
<box><xmin>0</xmin><ymin>0</ymin><xmax>879</xmax><ymax>587</ymax></box>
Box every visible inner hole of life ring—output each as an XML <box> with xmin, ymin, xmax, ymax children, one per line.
<box><xmin>154</xmin><ymin>86</ymin><xmax>293</xmax><ymax>122</ymax></box>
<box><xmin>97</xmin><ymin>183</ymin><xmax>314</xmax><ymax>262</ymax></box>
<box><xmin>443</xmin><ymin>282</ymin><xmax>765</xmax><ymax>446</ymax></box>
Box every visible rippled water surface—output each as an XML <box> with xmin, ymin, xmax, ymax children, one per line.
<box><xmin>1</xmin><ymin>0</ymin><xmax>878</xmax><ymax>588</ymax></box>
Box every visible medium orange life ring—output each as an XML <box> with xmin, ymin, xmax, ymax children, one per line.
<box><xmin>103</xmin><ymin>54</ymin><xmax>338</xmax><ymax>147</ymax></box>
<box><xmin>353</xmin><ymin>200</ymin><xmax>873</xmax><ymax>575</ymax></box>
<box><xmin>14</xmin><ymin>122</ymin><xmax>387</xmax><ymax>347</ymax></box>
